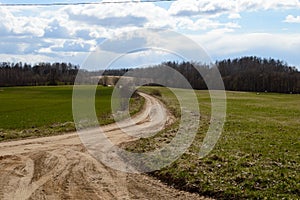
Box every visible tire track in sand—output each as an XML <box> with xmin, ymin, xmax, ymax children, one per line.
<box><xmin>0</xmin><ymin>93</ymin><xmax>211</xmax><ymax>200</ymax></box>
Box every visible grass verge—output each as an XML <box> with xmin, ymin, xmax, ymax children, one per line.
<box><xmin>125</xmin><ymin>87</ymin><xmax>300</xmax><ymax>199</ymax></box>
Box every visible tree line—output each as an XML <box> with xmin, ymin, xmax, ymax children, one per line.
<box><xmin>0</xmin><ymin>62</ymin><xmax>79</xmax><ymax>86</ymax></box>
<box><xmin>217</xmin><ymin>56</ymin><xmax>299</xmax><ymax>93</ymax></box>
<box><xmin>102</xmin><ymin>56</ymin><xmax>300</xmax><ymax>93</ymax></box>
<box><xmin>0</xmin><ymin>56</ymin><xmax>299</xmax><ymax>93</ymax></box>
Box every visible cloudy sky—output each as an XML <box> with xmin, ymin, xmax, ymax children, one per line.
<box><xmin>1</xmin><ymin>0</ymin><xmax>300</xmax><ymax>70</ymax></box>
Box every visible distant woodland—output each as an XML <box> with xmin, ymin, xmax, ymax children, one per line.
<box><xmin>0</xmin><ymin>62</ymin><xmax>79</xmax><ymax>86</ymax></box>
<box><xmin>217</xmin><ymin>57</ymin><xmax>300</xmax><ymax>93</ymax></box>
<box><xmin>158</xmin><ymin>56</ymin><xmax>300</xmax><ymax>93</ymax></box>
<box><xmin>0</xmin><ymin>56</ymin><xmax>299</xmax><ymax>93</ymax></box>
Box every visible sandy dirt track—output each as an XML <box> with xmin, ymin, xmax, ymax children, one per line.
<box><xmin>0</xmin><ymin>93</ymin><xmax>210</xmax><ymax>200</ymax></box>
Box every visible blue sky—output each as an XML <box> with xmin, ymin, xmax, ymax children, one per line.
<box><xmin>1</xmin><ymin>0</ymin><xmax>300</xmax><ymax>70</ymax></box>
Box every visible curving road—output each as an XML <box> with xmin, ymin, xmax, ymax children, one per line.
<box><xmin>0</xmin><ymin>93</ymin><xmax>210</xmax><ymax>200</ymax></box>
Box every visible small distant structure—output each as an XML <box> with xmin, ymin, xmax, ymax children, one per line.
<box><xmin>92</xmin><ymin>75</ymin><xmax>153</xmax><ymax>87</ymax></box>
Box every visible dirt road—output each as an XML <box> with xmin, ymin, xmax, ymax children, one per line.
<box><xmin>0</xmin><ymin>93</ymin><xmax>210</xmax><ymax>200</ymax></box>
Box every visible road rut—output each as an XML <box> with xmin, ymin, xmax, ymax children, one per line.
<box><xmin>0</xmin><ymin>93</ymin><xmax>210</xmax><ymax>200</ymax></box>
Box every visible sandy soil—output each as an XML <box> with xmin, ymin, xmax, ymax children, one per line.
<box><xmin>0</xmin><ymin>93</ymin><xmax>211</xmax><ymax>200</ymax></box>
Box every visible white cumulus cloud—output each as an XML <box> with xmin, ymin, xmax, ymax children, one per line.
<box><xmin>284</xmin><ymin>15</ymin><xmax>300</xmax><ymax>23</ymax></box>
<box><xmin>0</xmin><ymin>0</ymin><xmax>300</xmax><ymax>66</ymax></box>
<box><xmin>169</xmin><ymin>0</ymin><xmax>300</xmax><ymax>18</ymax></box>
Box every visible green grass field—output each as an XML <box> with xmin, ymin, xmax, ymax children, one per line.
<box><xmin>0</xmin><ymin>86</ymin><xmax>144</xmax><ymax>141</ymax></box>
<box><xmin>126</xmin><ymin>87</ymin><xmax>300</xmax><ymax>199</ymax></box>
<box><xmin>1</xmin><ymin>86</ymin><xmax>299</xmax><ymax>198</ymax></box>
